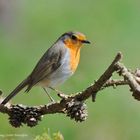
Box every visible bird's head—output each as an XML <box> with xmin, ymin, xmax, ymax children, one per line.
<box><xmin>60</xmin><ymin>31</ymin><xmax>90</xmax><ymax>49</ymax></box>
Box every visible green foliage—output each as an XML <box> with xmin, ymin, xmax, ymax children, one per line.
<box><xmin>34</xmin><ymin>131</ymin><xmax>64</xmax><ymax>140</ymax></box>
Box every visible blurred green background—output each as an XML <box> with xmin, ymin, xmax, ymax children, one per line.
<box><xmin>0</xmin><ymin>0</ymin><xmax>140</xmax><ymax>139</ymax></box>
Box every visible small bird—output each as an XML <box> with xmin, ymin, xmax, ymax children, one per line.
<box><xmin>1</xmin><ymin>31</ymin><xmax>90</xmax><ymax>105</ymax></box>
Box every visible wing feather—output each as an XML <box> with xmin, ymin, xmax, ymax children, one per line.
<box><xmin>25</xmin><ymin>45</ymin><xmax>64</xmax><ymax>92</ymax></box>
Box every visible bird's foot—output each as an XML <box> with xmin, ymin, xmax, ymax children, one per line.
<box><xmin>49</xmin><ymin>87</ymin><xmax>69</xmax><ymax>100</ymax></box>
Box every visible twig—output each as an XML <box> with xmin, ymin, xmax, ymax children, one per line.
<box><xmin>116</xmin><ymin>62</ymin><xmax>140</xmax><ymax>100</ymax></box>
<box><xmin>101</xmin><ymin>79</ymin><xmax>128</xmax><ymax>90</ymax></box>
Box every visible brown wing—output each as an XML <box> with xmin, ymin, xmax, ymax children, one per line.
<box><xmin>25</xmin><ymin>46</ymin><xmax>63</xmax><ymax>92</ymax></box>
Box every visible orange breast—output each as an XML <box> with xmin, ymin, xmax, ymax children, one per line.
<box><xmin>69</xmin><ymin>47</ymin><xmax>80</xmax><ymax>72</ymax></box>
<box><xmin>64</xmin><ymin>38</ymin><xmax>82</xmax><ymax>72</ymax></box>
<box><xmin>65</xmin><ymin>45</ymin><xmax>80</xmax><ymax>73</ymax></box>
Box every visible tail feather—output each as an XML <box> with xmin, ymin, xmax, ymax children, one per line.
<box><xmin>1</xmin><ymin>79</ymin><xmax>29</xmax><ymax>105</ymax></box>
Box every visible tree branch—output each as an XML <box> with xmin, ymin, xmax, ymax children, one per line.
<box><xmin>0</xmin><ymin>52</ymin><xmax>140</xmax><ymax>127</ymax></box>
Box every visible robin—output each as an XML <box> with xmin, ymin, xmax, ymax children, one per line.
<box><xmin>1</xmin><ymin>31</ymin><xmax>90</xmax><ymax>105</ymax></box>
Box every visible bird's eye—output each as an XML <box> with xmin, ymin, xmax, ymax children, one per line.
<box><xmin>71</xmin><ymin>35</ymin><xmax>77</xmax><ymax>40</ymax></box>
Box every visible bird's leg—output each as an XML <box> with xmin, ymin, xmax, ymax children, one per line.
<box><xmin>49</xmin><ymin>87</ymin><xmax>69</xmax><ymax>99</ymax></box>
<box><xmin>43</xmin><ymin>88</ymin><xmax>54</xmax><ymax>102</ymax></box>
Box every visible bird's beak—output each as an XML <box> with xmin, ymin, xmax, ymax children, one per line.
<box><xmin>81</xmin><ymin>40</ymin><xmax>91</xmax><ymax>44</ymax></box>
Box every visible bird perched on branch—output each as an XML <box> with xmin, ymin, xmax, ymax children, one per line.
<box><xmin>1</xmin><ymin>31</ymin><xmax>90</xmax><ymax>105</ymax></box>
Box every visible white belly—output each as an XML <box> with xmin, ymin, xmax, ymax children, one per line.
<box><xmin>48</xmin><ymin>63</ymin><xmax>73</xmax><ymax>87</ymax></box>
<box><xmin>39</xmin><ymin>49</ymin><xmax>73</xmax><ymax>87</ymax></box>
